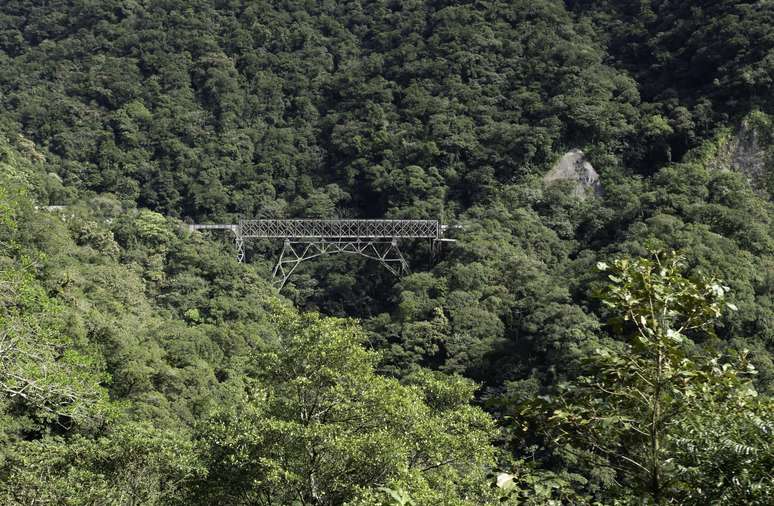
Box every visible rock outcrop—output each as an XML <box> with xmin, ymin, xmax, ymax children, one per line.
<box><xmin>707</xmin><ymin>116</ymin><xmax>771</xmax><ymax>194</ymax></box>
<box><xmin>543</xmin><ymin>149</ymin><xmax>602</xmax><ymax>199</ymax></box>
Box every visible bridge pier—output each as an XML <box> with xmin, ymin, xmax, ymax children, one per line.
<box><xmin>235</xmin><ymin>234</ymin><xmax>245</xmax><ymax>263</ymax></box>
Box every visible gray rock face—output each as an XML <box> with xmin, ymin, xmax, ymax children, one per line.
<box><xmin>708</xmin><ymin>119</ymin><xmax>770</xmax><ymax>193</ymax></box>
<box><xmin>543</xmin><ymin>149</ymin><xmax>603</xmax><ymax>198</ymax></box>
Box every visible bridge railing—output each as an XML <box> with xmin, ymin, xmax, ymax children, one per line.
<box><xmin>239</xmin><ymin>219</ymin><xmax>440</xmax><ymax>239</ymax></box>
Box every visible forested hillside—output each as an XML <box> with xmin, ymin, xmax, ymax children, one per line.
<box><xmin>0</xmin><ymin>1</ymin><xmax>772</xmax><ymax>504</ymax></box>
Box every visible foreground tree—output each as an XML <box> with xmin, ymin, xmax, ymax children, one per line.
<box><xmin>0</xmin><ymin>423</ymin><xmax>203</xmax><ymax>505</ymax></box>
<box><xmin>0</xmin><ymin>266</ymin><xmax>113</xmax><ymax>429</ymax></box>
<box><xmin>548</xmin><ymin>252</ymin><xmax>773</xmax><ymax>504</ymax></box>
<box><xmin>192</xmin><ymin>308</ymin><xmax>498</xmax><ymax>505</ymax></box>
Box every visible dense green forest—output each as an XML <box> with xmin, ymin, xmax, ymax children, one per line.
<box><xmin>0</xmin><ymin>1</ymin><xmax>772</xmax><ymax>504</ymax></box>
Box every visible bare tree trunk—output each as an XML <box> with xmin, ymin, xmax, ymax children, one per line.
<box><xmin>650</xmin><ymin>344</ymin><xmax>663</xmax><ymax>505</ymax></box>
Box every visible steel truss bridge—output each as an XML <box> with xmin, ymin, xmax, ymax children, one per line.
<box><xmin>188</xmin><ymin>219</ymin><xmax>456</xmax><ymax>289</ymax></box>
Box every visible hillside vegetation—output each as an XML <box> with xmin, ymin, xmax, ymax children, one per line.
<box><xmin>0</xmin><ymin>1</ymin><xmax>772</xmax><ymax>504</ymax></box>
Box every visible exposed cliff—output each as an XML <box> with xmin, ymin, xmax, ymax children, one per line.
<box><xmin>543</xmin><ymin>149</ymin><xmax>603</xmax><ymax>199</ymax></box>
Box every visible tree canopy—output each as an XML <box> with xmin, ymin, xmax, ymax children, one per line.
<box><xmin>0</xmin><ymin>1</ymin><xmax>772</xmax><ymax>503</ymax></box>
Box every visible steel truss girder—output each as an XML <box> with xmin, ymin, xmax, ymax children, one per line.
<box><xmin>240</xmin><ymin>219</ymin><xmax>440</xmax><ymax>239</ymax></box>
<box><xmin>271</xmin><ymin>239</ymin><xmax>409</xmax><ymax>290</ymax></box>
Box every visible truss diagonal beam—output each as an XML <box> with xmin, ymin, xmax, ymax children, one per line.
<box><xmin>271</xmin><ymin>239</ymin><xmax>410</xmax><ymax>290</ymax></box>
